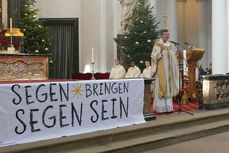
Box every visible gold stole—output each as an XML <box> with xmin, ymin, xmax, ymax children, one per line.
<box><xmin>158</xmin><ymin>59</ymin><xmax>167</xmax><ymax>98</ymax></box>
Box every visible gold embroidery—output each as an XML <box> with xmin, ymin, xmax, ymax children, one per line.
<box><xmin>158</xmin><ymin>58</ymin><xmax>166</xmax><ymax>98</ymax></box>
<box><xmin>154</xmin><ymin>42</ymin><xmax>172</xmax><ymax>51</ymax></box>
<box><xmin>0</xmin><ymin>57</ymin><xmax>48</xmax><ymax>81</ymax></box>
<box><xmin>167</xmin><ymin>50</ymin><xmax>172</xmax><ymax>96</ymax></box>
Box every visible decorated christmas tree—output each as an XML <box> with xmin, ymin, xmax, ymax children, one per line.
<box><xmin>115</xmin><ymin>0</ymin><xmax>159</xmax><ymax>70</ymax></box>
<box><xmin>20</xmin><ymin>0</ymin><xmax>54</xmax><ymax>69</ymax></box>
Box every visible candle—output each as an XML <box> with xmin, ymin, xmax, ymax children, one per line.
<box><xmin>183</xmin><ymin>50</ymin><xmax>188</xmax><ymax>76</ymax></box>
<box><xmin>92</xmin><ymin>47</ymin><xmax>95</xmax><ymax>63</ymax></box>
<box><xmin>10</xmin><ymin>18</ymin><xmax>13</xmax><ymax>35</ymax></box>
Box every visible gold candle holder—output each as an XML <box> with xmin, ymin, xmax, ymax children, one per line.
<box><xmin>181</xmin><ymin>75</ymin><xmax>188</xmax><ymax>104</ymax></box>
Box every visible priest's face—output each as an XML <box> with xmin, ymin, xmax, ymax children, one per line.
<box><xmin>115</xmin><ymin>60</ymin><xmax>119</xmax><ymax>66</ymax></box>
<box><xmin>161</xmin><ymin>31</ymin><xmax>170</xmax><ymax>42</ymax></box>
<box><xmin>130</xmin><ymin>62</ymin><xmax>135</xmax><ymax>67</ymax></box>
<box><xmin>145</xmin><ymin>61</ymin><xmax>150</xmax><ymax>67</ymax></box>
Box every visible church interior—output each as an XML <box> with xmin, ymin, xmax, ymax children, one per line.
<box><xmin>0</xmin><ymin>0</ymin><xmax>229</xmax><ymax>152</ymax></box>
<box><xmin>0</xmin><ymin>0</ymin><xmax>214</xmax><ymax>78</ymax></box>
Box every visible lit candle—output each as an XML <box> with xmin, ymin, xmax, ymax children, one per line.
<box><xmin>10</xmin><ymin>18</ymin><xmax>13</xmax><ymax>35</ymax></box>
<box><xmin>92</xmin><ymin>47</ymin><xmax>95</xmax><ymax>63</ymax></box>
<box><xmin>183</xmin><ymin>50</ymin><xmax>188</xmax><ymax>76</ymax></box>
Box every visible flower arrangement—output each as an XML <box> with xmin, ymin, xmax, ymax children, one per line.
<box><xmin>0</xmin><ymin>30</ymin><xmax>20</xmax><ymax>50</ymax></box>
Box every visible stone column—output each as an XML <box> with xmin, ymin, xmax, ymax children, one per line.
<box><xmin>227</xmin><ymin>0</ymin><xmax>229</xmax><ymax>73</ymax></box>
<box><xmin>212</xmin><ymin>0</ymin><xmax>228</xmax><ymax>74</ymax></box>
<box><xmin>99</xmin><ymin>0</ymin><xmax>107</xmax><ymax>73</ymax></box>
<box><xmin>148</xmin><ymin>0</ymin><xmax>157</xmax><ymax>16</ymax></box>
<box><xmin>7</xmin><ymin>0</ymin><xmax>22</xmax><ymax>28</ymax></box>
<box><xmin>2</xmin><ymin>0</ymin><xmax>7</xmax><ymax>29</ymax></box>
<box><xmin>113</xmin><ymin>0</ymin><xmax>121</xmax><ymax>61</ymax></box>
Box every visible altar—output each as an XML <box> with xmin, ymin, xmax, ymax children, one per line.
<box><xmin>0</xmin><ymin>54</ymin><xmax>49</xmax><ymax>81</ymax></box>
<box><xmin>201</xmin><ymin>75</ymin><xmax>229</xmax><ymax>110</ymax></box>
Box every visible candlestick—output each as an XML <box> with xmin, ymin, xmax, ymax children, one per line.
<box><xmin>183</xmin><ymin>50</ymin><xmax>188</xmax><ymax>76</ymax></box>
<box><xmin>10</xmin><ymin>18</ymin><xmax>13</xmax><ymax>35</ymax></box>
<box><xmin>91</xmin><ymin>62</ymin><xmax>95</xmax><ymax>80</ymax></box>
<box><xmin>92</xmin><ymin>47</ymin><xmax>95</xmax><ymax>63</ymax></box>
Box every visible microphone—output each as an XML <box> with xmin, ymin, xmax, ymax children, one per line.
<box><xmin>184</xmin><ymin>42</ymin><xmax>193</xmax><ymax>48</ymax></box>
<box><xmin>170</xmin><ymin>41</ymin><xmax>180</xmax><ymax>45</ymax></box>
<box><xmin>184</xmin><ymin>42</ymin><xmax>191</xmax><ymax>46</ymax></box>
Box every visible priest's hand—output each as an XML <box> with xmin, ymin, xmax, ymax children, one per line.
<box><xmin>160</xmin><ymin>46</ymin><xmax>165</xmax><ymax>57</ymax></box>
<box><xmin>176</xmin><ymin>46</ymin><xmax>183</xmax><ymax>56</ymax></box>
<box><xmin>178</xmin><ymin>46</ymin><xmax>183</xmax><ymax>52</ymax></box>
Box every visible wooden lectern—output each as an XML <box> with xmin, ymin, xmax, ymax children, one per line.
<box><xmin>186</xmin><ymin>48</ymin><xmax>204</xmax><ymax>99</ymax></box>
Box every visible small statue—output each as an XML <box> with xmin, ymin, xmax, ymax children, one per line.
<box><xmin>119</xmin><ymin>0</ymin><xmax>138</xmax><ymax>34</ymax></box>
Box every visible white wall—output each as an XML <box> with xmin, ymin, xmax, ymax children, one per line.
<box><xmin>37</xmin><ymin>0</ymin><xmax>81</xmax><ymax>18</ymax></box>
<box><xmin>80</xmin><ymin>0</ymin><xmax>115</xmax><ymax>73</ymax></box>
<box><xmin>37</xmin><ymin>0</ymin><xmax>116</xmax><ymax>73</ymax></box>
<box><xmin>37</xmin><ymin>0</ymin><xmax>84</xmax><ymax>72</ymax></box>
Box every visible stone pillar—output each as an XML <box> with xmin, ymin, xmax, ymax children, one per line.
<box><xmin>113</xmin><ymin>0</ymin><xmax>121</xmax><ymax>61</ymax></box>
<box><xmin>212</xmin><ymin>0</ymin><xmax>228</xmax><ymax>74</ymax></box>
<box><xmin>99</xmin><ymin>0</ymin><xmax>107</xmax><ymax>73</ymax></box>
<box><xmin>7</xmin><ymin>0</ymin><xmax>21</xmax><ymax>28</ymax></box>
<box><xmin>227</xmin><ymin>0</ymin><xmax>229</xmax><ymax>73</ymax></box>
<box><xmin>2</xmin><ymin>0</ymin><xmax>7</xmax><ymax>29</ymax></box>
<box><xmin>148</xmin><ymin>0</ymin><xmax>157</xmax><ymax>16</ymax></box>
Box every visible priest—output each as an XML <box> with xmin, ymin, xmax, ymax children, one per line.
<box><xmin>141</xmin><ymin>61</ymin><xmax>153</xmax><ymax>78</ymax></box>
<box><xmin>109</xmin><ymin>59</ymin><xmax>126</xmax><ymax>79</ymax></box>
<box><xmin>125</xmin><ymin>61</ymin><xmax>141</xmax><ymax>78</ymax></box>
<box><xmin>151</xmin><ymin>29</ymin><xmax>180</xmax><ymax>113</ymax></box>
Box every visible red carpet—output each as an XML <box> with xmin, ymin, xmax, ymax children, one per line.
<box><xmin>151</xmin><ymin>101</ymin><xmax>199</xmax><ymax>115</ymax></box>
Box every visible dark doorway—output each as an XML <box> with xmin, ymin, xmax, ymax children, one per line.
<box><xmin>42</xmin><ymin>18</ymin><xmax>79</xmax><ymax>79</ymax></box>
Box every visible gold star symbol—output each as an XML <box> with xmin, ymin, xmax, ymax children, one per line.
<box><xmin>72</xmin><ymin>83</ymin><xmax>84</xmax><ymax>98</ymax></box>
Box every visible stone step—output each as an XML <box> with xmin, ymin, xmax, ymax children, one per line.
<box><xmin>2</xmin><ymin>108</ymin><xmax>229</xmax><ymax>153</ymax></box>
<box><xmin>68</xmin><ymin>119</ymin><xmax>229</xmax><ymax>153</ymax></box>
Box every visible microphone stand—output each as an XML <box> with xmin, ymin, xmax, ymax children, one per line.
<box><xmin>174</xmin><ymin>43</ymin><xmax>194</xmax><ymax>116</ymax></box>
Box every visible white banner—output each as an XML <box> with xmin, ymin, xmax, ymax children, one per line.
<box><xmin>0</xmin><ymin>79</ymin><xmax>145</xmax><ymax>147</ymax></box>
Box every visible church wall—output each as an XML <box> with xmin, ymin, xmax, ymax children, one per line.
<box><xmin>157</xmin><ymin>0</ymin><xmax>178</xmax><ymax>42</ymax></box>
<box><xmin>2</xmin><ymin>0</ymin><xmax>7</xmax><ymax>29</ymax></box>
<box><xmin>37</xmin><ymin>0</ymin><xmax>81</xmax><ymax>18</ymax></box>
<box><xmin>81</xmin><ymin>0</ymin><xmax>117</xmax><ymax>73</ymax></box>
<box><xmin>37</xmin><ymin>0</ymin><xmax>117</xmax><ymax>73</ymax></box>
<box><xmin>105</xmin><ymin>0</ymin><xmax>115</xmax><ymax>72</ymax></box>
<box><xmin>177</xmin><ymin>0</ymin><xmax>212</xmax><ymax>69</ymax></box>
<box><xmin>81</xmin><ymin>0</ymin><xmax>115</xmax><ymax>73</ymax></box>
<box><xmin>37</xmin><ymin>0</ymin><xmax>83</xmax><ymax>72</ymax></box>
<box><xmin>113</xmin><ymin>0</ymin><xmax>122</xmax><ymax>66</ymax></box>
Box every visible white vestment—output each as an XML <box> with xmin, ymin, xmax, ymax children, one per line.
<box><xmin>141</xmin><ymin>66</ymin><xmax>153</xmax><ymax>78</ymax></box>
<box><xmin>151</xmin><ymin>39</ymin><xmax>179</xmax><ymax>113</ymax></box>
<box><xmin>125</xmin><ymin>65</ymin><xmax>141</xmax><ymax>78</ymax></box>
<box><xmin>109</xmin><ymin>64</ymin><xmax>126</xmax><ymax>79</ymax></box>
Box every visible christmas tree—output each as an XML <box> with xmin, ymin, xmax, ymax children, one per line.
<box><xmin>20</xmin><ymin>0</ymin><xmax>54</xmax><ymax>70</ymax></box>
<box><xmin>115</xmin><ymin>0</ymin><xmax>159</xmax><ymax>70</ymax></box>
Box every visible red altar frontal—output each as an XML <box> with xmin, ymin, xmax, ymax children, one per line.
<box><xmin>0</xmin><ymin>54</ymin><xmax>49</xmax><ymax>81</ymax></box>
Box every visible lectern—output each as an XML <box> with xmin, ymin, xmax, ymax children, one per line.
<box><xmin>187</xmin><ymin>48</ymin><xmax>205</xmax><ymax>98</ymax></box>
